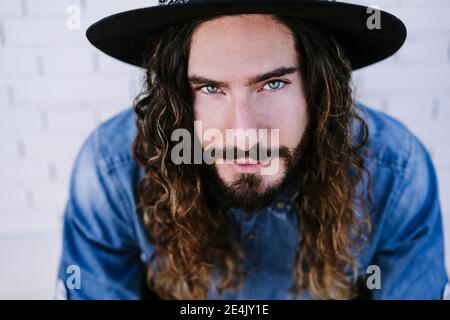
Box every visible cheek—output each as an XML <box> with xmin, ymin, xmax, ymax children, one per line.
<box><xmin>193</xmin><ymin>101</ymin><xmax>227</xmax><ymax>150</ymax></box>
<box><xmin>258</xmin><ymin>92</ymin><xmax>308</xmax><ymax>148</ymax></box>
<box><xmin>193</xmin><ymin>97</ymin><xmax>227</xmax><ymax>124</ymax></box>
<box><xmin>281</xmin><ymin>105</ymin><xmax>307</xmax><ymax>147</ymax></box>
<box><xmin>194</xmin><ymin>100</ymin><xmax>217</xmax><ymax>123</ymax></box>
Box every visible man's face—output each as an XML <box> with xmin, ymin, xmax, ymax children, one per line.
<box><xmin>188</xmin><ymin>14</ymin><xmax>309</xmax><ymax>209</ymax></box>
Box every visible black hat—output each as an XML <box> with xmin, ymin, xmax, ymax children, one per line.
<box><xmin>86</xmin><ymin>0</ymin><xmax>407</xmax><ymax>70</ymax></box>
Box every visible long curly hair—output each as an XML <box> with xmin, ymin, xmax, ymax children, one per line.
<box><xmin>132</xmin><ymin>14</ymin><xmax>373</xmax><ymax>300</ymax></box>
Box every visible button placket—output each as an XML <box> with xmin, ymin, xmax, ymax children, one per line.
<box><xmin>239</xmin><ymin>210</ymin><xmax>262</xmax><ymax>274</ymax></box>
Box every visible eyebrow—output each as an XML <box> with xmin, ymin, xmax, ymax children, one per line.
<box><xmin>188</xmin><ymin>66</ymin><xmax>300</xmax><ymax>88</ymax></box>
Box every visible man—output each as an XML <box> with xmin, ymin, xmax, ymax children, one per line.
<box><xmin>57</xmin><ymin>0</ymin><xmax>449</xmax><ymax>299</ymax></box>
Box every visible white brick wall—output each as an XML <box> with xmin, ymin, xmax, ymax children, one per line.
<box><xmin>0</xmin><ymin>0</ymin><xmax>448</xmax><ymax>299</ymax></box>
<box><xmin>0</xmin><ymin>0</ymin><xmax>149</xmax><ymax>299</ymax></box>
<box><xmin>347</xmin><ymin>0</ymin><xmax>450</xmax><ymax>278</ymax></box>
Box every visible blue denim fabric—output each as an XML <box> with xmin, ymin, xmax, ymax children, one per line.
<box><xmin>56</xmin><ymin>103</ymin><xmax>449</xmax><ymax>299</ymax></box>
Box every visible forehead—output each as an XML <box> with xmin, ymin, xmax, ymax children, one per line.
<box><xmin>188</xmin><ymin>14</ymin><xmax>298</xmax><ymax>80</ymax></box>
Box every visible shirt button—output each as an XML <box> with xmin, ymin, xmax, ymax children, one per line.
<box><xmin>245</xmin><ymin>231</ymin><xmax>257</xmax><ymax>241</ymax></box>
<box><xmin>275</xmin><ymin>201</ymin><xmax>285</xmax><ymax>209</ymax></box>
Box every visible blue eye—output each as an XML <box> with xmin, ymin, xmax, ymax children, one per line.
<box><xmin>200</xmin><ymin>85</ymin><xmax>220</xmax><ymax>94</ymax></box>
<box><xmin>263</xmin><ymin>80</ymin><xmax>288</xmax><ymax>91</ymax></box>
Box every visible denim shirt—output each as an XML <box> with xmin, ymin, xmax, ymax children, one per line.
<box><xmin>56</xmin><ymin>103</ymin><xmax>449</xmax><ymax>300</ymax></box>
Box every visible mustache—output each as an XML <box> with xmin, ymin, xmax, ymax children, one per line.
<box><xmin>206</xmin><ymin>144</ymin><xmax>292</xmax><ymax>161</ymax></box>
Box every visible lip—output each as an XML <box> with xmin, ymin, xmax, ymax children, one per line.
<box><xmin>231</xmin><ymin>158</ymin><xmax>272</xmax><ymax>174</ymax></box>
<box><xmin>232</xmin><ymin>163</ymin><xmax>263</xmax><ymax>174</ymax></box>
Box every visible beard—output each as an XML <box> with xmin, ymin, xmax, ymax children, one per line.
<box><xmin>200</xmin><ymin>126</ymin><xmax>311</xmax><ymax>213</ymax></box>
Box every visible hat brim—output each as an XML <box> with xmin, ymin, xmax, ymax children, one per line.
<box><xmin>86</xmin><ymin>0</ymin><xmax>407</xmax><ymax>70</ymax></box>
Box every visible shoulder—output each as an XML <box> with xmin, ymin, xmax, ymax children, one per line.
<box><xmin>87</xmin><ymin>107</ymin><xmax>138</xmax><ymax>171</ymax></box>
<box><xmin>59</xmin><ymin>108</ymin><xmax>151</xmax><ymax>299</ymax></box>
<box><xmin>68</xmin><ymin>107</ymin><xmax>142</xmax><ymax>237</ymax></box>
<box><xmin>354</xmin><ymin>101</ymin><xmax>436</xmax><ymax>203</ymax></box>
<box><xmin>354</xmin><ymin>102</ymin><xmax>430</xmax><ymax>175</ymax></box>
<box><xmin>354</xmin><ymin>103</ymin><xmax>441</xmax><ymax>247</ymax></box>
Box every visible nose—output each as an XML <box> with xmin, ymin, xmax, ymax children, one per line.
<box><xmin>226</xmin><ymin>93</ymin><xmax>258</xmax><ymax>152</ymax></box>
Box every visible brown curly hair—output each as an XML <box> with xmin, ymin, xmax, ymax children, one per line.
<box><xmin>132</xmin><ymin>14</ymin><xmax>373</xmax><ymax>300</ymax></box>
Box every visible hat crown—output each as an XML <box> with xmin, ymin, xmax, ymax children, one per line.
<box><xmin>87</xmin><ymin>0</ymin><xmax>406</xmax><ymax>70</ymax></box>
